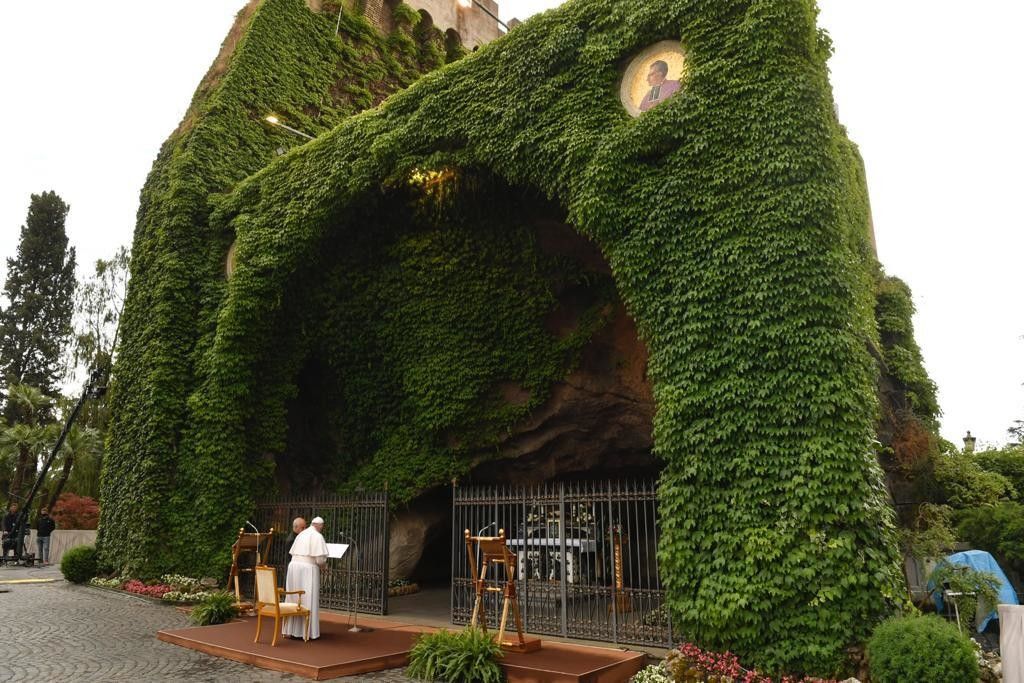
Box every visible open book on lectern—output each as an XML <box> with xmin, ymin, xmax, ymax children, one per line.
<box><xmin>326</xmin><ymin>543</ymin><xmax>349</xmax><ymax>559</ymax></box>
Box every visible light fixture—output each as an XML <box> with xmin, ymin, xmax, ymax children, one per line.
<box><xmin>263</xmin><ymin>114</ymin><xmax>314</xmax><ymax>141</ymax></box>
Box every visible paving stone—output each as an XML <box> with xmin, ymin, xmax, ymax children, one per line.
<box><xmin>0</xmin><ymin>569</ymin><xmax>414</xmax><ymax>683</ymax></box>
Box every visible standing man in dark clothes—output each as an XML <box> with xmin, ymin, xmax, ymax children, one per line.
<box><xmin>36</xmin><ymin>506</ymin><xmax>56</xmax><ymax>565</ymax></box>
<box><xmin>2</xmin><ymin>502</ymin><xmax>19</xmax><ymax>558</ymax></box>
<box><xmin>285</xmin><ymin>516</ymin><xmax>306</xmax><ymax>547</ymax></box>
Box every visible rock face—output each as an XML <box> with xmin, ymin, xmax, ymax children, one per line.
<box><xmin>390</xmin><ymin>303</ymin><xmax>655</xmax><ymax>580</ymax></box>
<box><xmin>468</xmin><ymin>304</ymin><xmax>656</xmax><ymax>485</ymax></box>
<box><xmin>467</xmin><ymin>218</ymin><xmax>656</xmax><ymax>485</ymax></box>
<box><xmin>389</xmin><ymin>489</ymin><xmax>450</xmax><ymax>580</ymax></box>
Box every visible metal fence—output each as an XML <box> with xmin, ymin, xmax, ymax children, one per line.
<box><xmin>253</xmin><ymin>491</ymin><xmax>389</xmax><ymax>615</ymax></box>
<box><xmin>452</xmin><ymin>480</ymin><xmax>671</xmax><ymax>646</ymax></box>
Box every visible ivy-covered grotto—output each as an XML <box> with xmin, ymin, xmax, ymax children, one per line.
<box><xmin>100</xmin><ymin>0</ymin><xmax>917</xmax><ymax>674</ymax></box>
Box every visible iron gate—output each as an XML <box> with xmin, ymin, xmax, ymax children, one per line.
<box><xmin>452</xmin><ymin>480</ymin><xmax>671</xmax><ymax>646</ymax></box>
<box><xmin>254</xmin><ymin>491</ymin><xmax>389</xmax><ymax>615</ymax></box>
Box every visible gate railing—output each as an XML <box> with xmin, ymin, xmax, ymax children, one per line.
<box><xmin>452</xmin><ymin>479</ymin><xmax>671</xmax><ymax>646</ymax></box>
<box><xmin>253</xmin><ymin>491</ymin><xmax>389</xmax><ymax>615</ymax></box>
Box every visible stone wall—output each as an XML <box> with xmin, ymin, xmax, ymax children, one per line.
<box><xmin>406</xmin><ymin>0</ymin><xmax>502</xmax><ymax>48</ymax></box>
<box><xmin>309</xmin><ymin>0</ymin><xmax>503</xmax><ymax>49</ymax></box>
<box><xmin>25</xmin><ymin>529</ymin><xmax>98</xmax><ymax>566</ymax></box>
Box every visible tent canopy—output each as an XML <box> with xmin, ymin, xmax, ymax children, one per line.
<box><xmin>932</xmin><ymin>549</ymin><xmax>1019</xmax><ymax>631</ymax></box>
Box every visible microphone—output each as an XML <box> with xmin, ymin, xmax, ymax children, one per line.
<box><xmin>245</xmin><ymin>520</ymin><xmax>260</xmax><ymax>534</ymax></box>
<box><xmin>477</xmin><ymin>522</ymin><xmax>496</xmax><ymax>536</ymax></box>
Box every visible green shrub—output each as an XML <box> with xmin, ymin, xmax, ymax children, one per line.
<box><xmin>932</xmin><ymin>453</ymin><xmax>1013</xmax><ymax>508</ymax></box>
<box><xmin>958</xmin><ymin>502</ymin><xmax>1024</xmax><ymax>577</ymax></box>
<box><xmin>61</xmin><ymin>545</ymin><xmax>98</xmax><ymax>584</ymax></box>
<box><xmin>867</xmin><ymin>615</ymin><xmax>978</xmax><ymax>683</ymax></box>
<box><xmin>901</xmin><ymin>503</ymin><xmax>957</xmax><ymax>561</ymax></box>
<box><xmin>406</xmin><ymin>627</ymin><xmax>504</xmax><ymax>683</ymax></box>
<box><xmin>189</xmin><ymin>591</ymin><xmax>237</xmax><ymax>626</ymax></box>
<box><xmin>975</xmin><ymin>446</ymin><xmax>1024</xmax><ymax>498</ymax></box>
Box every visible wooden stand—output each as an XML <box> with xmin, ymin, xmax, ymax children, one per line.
<box><xmin>465</xmin><ymin>528</ymin><xmax>541</xmax><ymax>654</ymax></box>
<box><xmin>229</xmin><ymin>527</ymin><xmax>274</xmax><ymax>613</ymax></box>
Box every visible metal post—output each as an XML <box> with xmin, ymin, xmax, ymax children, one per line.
<box><xmin>607</xmin><ymin>484</ymin><xmax>618</xmax><ymax>644</ymax></box>
<box><xmin>558</xmin><ymin>482</ymin><xmax>568</xmax><ymax>638</ymax></box>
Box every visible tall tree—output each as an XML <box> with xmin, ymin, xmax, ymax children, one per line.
<box><xmin>0</xmin><ymin>191</ymin><xmax>77</xmax><ymax>411</ymax></box>
<box><xmin>67</xmin><ymin>247</ymin><xmax>129</xmax><ymax>435</ymax></box>
<box><xmin>70</xmin><ymin>246</ymin><xmax>130</xmax><ymax>381</ymax></box>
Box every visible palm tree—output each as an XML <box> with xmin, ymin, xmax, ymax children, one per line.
<box><xmin>45</xmin><ymin>425</ymin><xmax>102</xmax><ymax>505</ymax></box>
<box><xmin>2</xmin><ymin>383</ymin><xmax>53</xmax><ymax>502</ymax></box>
<box><xmin>0</xmin><ymin>422</ymin><xmax>49</xmax><ymax>502</ymax></box>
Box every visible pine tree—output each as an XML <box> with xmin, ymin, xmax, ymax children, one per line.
<box><xmin>0</xmin><ymin>191</ymin><xmax>77</xmax><ymax>413</ymax></box>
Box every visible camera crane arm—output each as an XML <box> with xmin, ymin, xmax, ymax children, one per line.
<box><xmin>6</xmin><ymin>368</ymin><xmax>107</xmax><ymax>563</ymax></box>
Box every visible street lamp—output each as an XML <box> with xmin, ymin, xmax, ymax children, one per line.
<box><xmin>963</xmin><ymin>431</ymin><xmax>977</xmax><ymax>454</ymax></box>
<box><xmin>456</xmin><ymin>0</ymin><xmax>509</xmax><ymax>32</ymax></box>
<box><xmin>264</xmin><ymin>115</ymin><xmax>314</xmax><ymax>141</ymax></box>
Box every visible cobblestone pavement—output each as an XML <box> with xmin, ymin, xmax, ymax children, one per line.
<box><xmin>0</xmin><ymin>566</ymin><xmax>414</xmax><ymax>683</ymax></box>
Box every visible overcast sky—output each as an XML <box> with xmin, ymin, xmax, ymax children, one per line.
<box><xmin>1</xmin><ymin>2</ymin><xmax>1021</xmax><ymax>447</ymax></box>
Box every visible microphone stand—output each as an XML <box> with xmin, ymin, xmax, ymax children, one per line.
<box><xmin>337</xmin><ymin>531</ymin><xmax>370</xmax><ymax>633</ymax></box>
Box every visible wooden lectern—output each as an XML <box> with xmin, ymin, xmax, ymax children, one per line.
<box><xmin>465</xmin><ymin>528</ymin><xmax>540</xmax><ymax>653</ymax></box>
<box><xmin>229</xmin><ymin>527</ymin><xmax>274</xmax><ymax>613</ymax></box>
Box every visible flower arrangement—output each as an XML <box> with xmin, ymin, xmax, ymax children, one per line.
<box><xmin>632</xmin><ymin>664</ymin><xmax>674</xmax><ymax>683</ymax></box>
<box><xmin>89</xmin><ymin>573</ymin><xmax>211</xmax><ymax>602</ymax></box>
<box><xmin>388</xmin><ymin>577</ymin><xmax>421</xmax><ymax>596</ymax></box>
<box><xmin>89</xmin><ymin>576</ymin><xmax>128</xmax><ymax>589</ymax></box>
<box><xmin>122</xmin><ymin>579</ymin><xmax>172</xmax><ymax>598</ymax></box>
<box><xmin>661</xmin><ymin>643</ymin><xmax>841</xmax><ymax>683</ymax></box>
<box><xmin>162</xmin><ymin>590</ymin><xmax>221</xmax><ymax>604</ymax></box>
<box><xmin>161</xmin><ymin>574</ymin><xmax>204</xmax><ymax>593</ymax></box>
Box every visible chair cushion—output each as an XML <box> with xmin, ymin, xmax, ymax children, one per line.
<box><xmin>278</xmin><ymin>602</ymin><xmax>306</xmax><ymax>614</ymax></box>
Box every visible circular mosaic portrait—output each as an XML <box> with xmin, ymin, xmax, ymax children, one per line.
<box><xmin>620</xmin><ymin>41</ymin><xmax>688</xmax><ymax>117</ymax></box>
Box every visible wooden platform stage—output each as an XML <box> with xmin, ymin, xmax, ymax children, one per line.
<box><xmin>157</xmin><ymin>611</ymin><xmax>646</xmax><ymax>682</ymax></box>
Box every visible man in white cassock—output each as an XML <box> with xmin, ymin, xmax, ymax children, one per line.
<box><xmin>283</xmin><ymin>515</ymin><xmax>328</xmax><ymax>639</ymax></box>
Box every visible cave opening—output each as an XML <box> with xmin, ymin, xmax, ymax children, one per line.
<box><xmin>272</xmin><ymin>169</ymin><xmax>657</xmax><ymax>612</ymax></box>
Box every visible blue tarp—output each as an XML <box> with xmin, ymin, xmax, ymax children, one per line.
<box><xmin>931</xmin><ymin>549</ymin><xmax>1019</xmax><ymax>631</ymax></box>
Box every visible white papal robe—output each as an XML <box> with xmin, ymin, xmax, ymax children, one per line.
<box><xmin>283</xmin><ymin>526</ymin><xmax>328</xmax><ymax>639</ymax></box>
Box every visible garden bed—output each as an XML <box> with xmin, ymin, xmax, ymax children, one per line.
<box><xmin>88</xmin><ymin>574</ymin><xmax>223</xmax><ymax>605</ymax></box>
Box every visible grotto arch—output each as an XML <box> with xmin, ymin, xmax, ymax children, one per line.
<box><xmin>240</xmin><ymin>169</ymin><xmax>661</xmax><ymax>585</ymax></box>
<box><xmin>154</xmin><ymin>0</ymin><xmax>906</xmax><ymax>673</ymax></box>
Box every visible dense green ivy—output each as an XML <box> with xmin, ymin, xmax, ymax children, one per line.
<box><xmin>101</xmin><ymin>0</ymin><xmax>453</xmax><ymax>576</ymax></box>
<box><xmin>103</xmin><ymin>0</ymin><xmax>913</xmax><ymax>675</ymax></box>
<box><xmin>237</xmin><ymin>175</ymin><xmax>614</xmax><ymax>503</ymax></box>
<box><xmin>874</xmin><ymin>275</ymin><xmax>940</xmax><ymax>422</ymax></box>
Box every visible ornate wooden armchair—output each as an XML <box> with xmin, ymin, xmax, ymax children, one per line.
<box><xmin>253</xmin><ymin>565</ymin><xmax>310</xmax><ymax>646</ymax></box>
